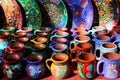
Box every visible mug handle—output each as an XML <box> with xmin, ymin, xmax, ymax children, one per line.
<box><xmin>46</xmin><ymin>58</ymin><xmax>52</xmax><ymax>70</ymax></box>
<box><xmin>97</xmin><ymin>60</ymin><xmax>104</xmax><ymax>75</ymax></box>
<box><xmin>50</xmin><ymin>35</ymin><xmax>56</xmax><ymax>41</ymax></box>
<box><xmin>69</xmin><ymin>40</ymin><xmax>75</xmax><ymax>50</ymax></box>
<box><xmin>70</xmin><ymin>47</ymin><xmax>76</xmax><ymax>59</ymax></box>
<box><xmin>71</xmin><ymin>58</ymin><xmax>79</xmax><ymax>74</ymax></box>
<box><xmin>94</xmin><ymin>48</ymin><xmax>101</xmax><ymax>60</ymax></box>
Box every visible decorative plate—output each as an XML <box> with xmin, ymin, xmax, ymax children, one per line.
<box><xmin>66</xmin><ymin>0</ymin><xmax>94</xmax><ymax>30</ymax></box>
<box><xmin>0</xmin><ymin>0</ymin><xmax>23</xmax><ymax>29</ymax></box>
<box><xmin>94</xmin><ymin>0</ymin><xmax>119</xmax><ymax>30</ymax></box>
<box><xmin>17</xmin><ymin>0</ymin><xmax>42</xmax><ymax>30</ymax></box>
<box><xmin>38</xmin><ymin>0</ymin><xmax>68</xmax><ymax>30</ymax></box>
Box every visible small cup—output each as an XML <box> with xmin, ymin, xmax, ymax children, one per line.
<box><xmin>71</xmin><ymin>30</ymin><xmax>89</xmax><ymax>37</ymax></box>
<box><xmin>49</xmin><ymin>43</ymin><xmax>68</xmax><ymax>53</ymax></box>
<box><xmin>31</xmin><ymin>37</ymin><xmax>48</xmax><ymax>44</ymax></box>
<box><xmin>52</xmin><ymin>37</ymin><xmax>68</xmax><ymax>44</ymax></box>
<box><xmin>50</xmin><ymin>31</ymin><xmax>69</xmax><ymax>41</ymax></box>
<box><xmin>1</xmin><ymin>27</ymin><xmax>15</xmax><ymax>34</ymax></box>
<box><xmin>95</xmin><ymin>42</ymin><xmax>117</xmax><ymax>60</ymax></box>
<box><xmin>97</xmin><ymin>52</ymin><xmax>120</xmax><ymax>79</ymax></box>
<box><xmin>52</xmin><ymin>27</ymin><xmax>68</xmax><ymax>34</ymax></box>
<box><xmin>70</xmin><ymin>35</ymin><xmax>90</xmax><ymax>49</ymax></box>
<box><xmin>72</xmin><ymin>53</ymin><xmax>96</xmax><ymax>79</ymax></box>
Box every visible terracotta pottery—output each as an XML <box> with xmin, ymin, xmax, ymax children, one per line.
<box><xmin>46</xmin><ymin>53</ymin><xmax>70</xmax><ymax>79</ymax></box>
<box><xmin>49</xmin><ymin>43</ymin><xmax>68</xmax><ymax>54</ymax></box>
<box><xmin>40</xmin><ymin>27</ymin><xmax>51</xmax><ymax>33</ymax></box>
<box><xmin>71</xmin><ymin>30</ymin><xmax>89</xmax><ymax>37</ymax></box>
<box><xmin>5</xmin><ymin>42</ymin><xmax>25</xmax><ymax>54</ymax></box>
<box><xmin>25</xmin><ymin>54</ymin><xmax>45</xmax><ymax>79</ymax></box>
<box><xmin>72</xmin><ymin>53</ymin><xmax>96</xmax><ymax>79</ymax></box>
<box><xmin>97</xmin><ymin>52</ymin><xmax>120</xmax><ymax>79</ymax></box>
<box><xmin>32</xmin><ymin>44</ymin><xmax>46</xmax><ymax>50</ymax></box>
<box><xmin>50</xmin><ymin>31</ymin><xmax>69</xmax><ymax>41</ymax></box>
<box><xmin>54</xmin><ymin>37</ymin><xmax>67</xmax><ymax>43</ymax></box>
<box><xmin>52</xmin><ymin>27</ymin><xmax>68</xmax><ymax>34</ymax></box>
<box><xmin>95</xmin><ymin>42</ymin><xmax>117</xmax><ymax>60</ymax></box>
<box><xmin>70</xmin><ymin>35</ymin><xmax>90</xmax><ymax>50</ymax></box>
<box><xmin>17</xmin><ymin>27</ymin><xmax>32</xmax><ymax>33</ymax></box>
<box><xmin>13</xmin><ymin>31</ymin><xmax>27</xmax><ymax>38</ymax></box>
<box><xmin>2</xmin><ymin>54</ymin><xmax>22</xmax><ymax>79</ymax></box>
<box><xmin>70</xmin><ymin>27</ymin><xmax>85</xmax><ymax>33</ymax></box>
<box><xmin>31</xmin><ymin>37</ymin><xmax>48</xmax><ymax>44</ymax></box>
<box><xmin>35</xmin><ymin>31</ymin><xmax>48</xmax><ymax>37</ymax></box>
<box><xmin>1</xmin><ymin>27</ymin><xmax>15</xmax><ymax>34</ymax></box>
<box><xmin>70</xmin><ymin>42</ymin><xmax>93</xmax><ymax>59</ymax></box>
<box><xmin>16</xmin><ymin>37</ymin><xmax>29</xmax><ymax>43</ymax></box>
<box><xmin>0</xmin><ymin>32</ymin><xmax>10</xmax><ymax>38</ymax></box>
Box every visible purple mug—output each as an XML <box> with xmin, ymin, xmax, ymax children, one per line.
<box><xmin>97</xmin><ymin>52</ymin><xmax>120</xmax><ymax>79</ymax></box>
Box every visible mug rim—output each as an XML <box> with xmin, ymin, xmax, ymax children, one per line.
<box><xmin>102</xmin><ymin>52</ymin><xmax>120</xmax><ymax>61</ymax></box>
<box><xmin>101</xmin><ymin>42</ymin><xmax>117</xmax><ymax>49</ymax></box>
<box><xmin>75</xmin><ymin>35</ymin><xmax>90</xmax><ymax>42</ymax></box>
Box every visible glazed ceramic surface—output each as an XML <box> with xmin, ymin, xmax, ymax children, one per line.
<box><xmin>66</xmin><ymin>0</ymin><xmax>94</xmax><ymax>30</ymax></box>
<box><xmin>38</xmin><ymin>0</ymin><xmax>68</xmax><ymax>30</ymax></box>
<box><xmin>94</xmin><ymin>0</ymin><xmax>119</xmax><ymax>30</ymax></box>
<box><xmin>17</xmin><ymin>0</ymin><xmax>42</xmax><ymax>30</ymax></box>
<box><xmin>97</xmin><ymin>53</ymin><xmax>120</xmax><ymax>79</ymax></box>
<box><xmin>0</xmin><ymin>0</ymin><xmax>23</xmax><ymax>29</ymax></box>
<box><xmin>46</xmin><ymin>53</ymin><xmax>69</xmax><ymax>79</ymax></box>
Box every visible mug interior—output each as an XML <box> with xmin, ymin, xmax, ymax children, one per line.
<box><xmin>103</xmin><ymin>52</ymin><xmax>120</xmax><ymax>60</ymax></box>
<box><xmin>76</xmin><ymin>31</ymin><xmax>88</xmax><ymax>35</ymax></box>
<box><xmin>96</xmin><ymin>31</ymin><xmax>107</xmax><ymax>35</ymax></box>
<box><xmin>27</xmin><ymin>54</ymin><xmax>43</xmax><ymax>62</ymax></box>
<box><xmin>4</xmin><ymin>54</ymin><xmax>20</xmax><ymax>62</ymax></box>
<box><xmin>54</xmin><ymin>38</ymin><xmax>67</xmax><ymax>43</ymax></box>
<box><xmin>77</xmin><ymin>42</ymin><xmax>92</xmax><ymax>49</ymax></box>
<box><xmin>53</xmin><ymin>53</ymin><xmax>68</xmax><ymax>61</ymax></box>
<box><xmin>78</xmin><ymin>53</ymin><xmax>95</xmax><ymax>61</ymax></box>
<box><xmin>54</xmin><ymin>44</ymin><xmax>67</xmax><ymax>50</ymax></box>
<box><xmin>10</xmin><ymin>42</ymin><xmax>24</xmax><ymax>49</ymax></box>
<box><xmin>97</xmin><ymin>36</ymin><xmax>109</xmax><ymax>40</ymax></box>
<box><xmin>57</xmin><ymin>32</ymin><xmax>68</xmax><ymax>36</ymax></box>
<box><xmin>57</xmin><ymin>27</ymin><xmax>67</xmax><ymax>31</ymax></box>
<box><xmin>102</xmin><ymin>43</ymin><xmax>116</xmax><ymax>48</ymax></box>
<box><xmin>76</xmin><ymin>36</ymin><xmax>89</xmax><ymax>41</ymax></box>
<box><xmin>35</xmin><ymin>37</ymin><xmax>48</xmax><ymax>42</ymax></box>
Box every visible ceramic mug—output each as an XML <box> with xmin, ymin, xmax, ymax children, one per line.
<box><xmin>70</xmin><ymin>42</ymin><xmax>93</xmax><ymax>59</ymax></box>
<box><xmin>97</xmin><ymin>52</ymin><xmax>120</xmax><ymax>79</ymax></box>
<box><xmin>94</xmin><ymin>30</ymin><xmax>108</xmax><ymax>38</ymax></box>
<box><xmin>71</xmin><ymin>30</ymin><xmax>89</xmax><ymax>37</ymax></box>
<box><xmin>49</xmin><ymin>43</ymin><xmax>68</xmax><ymax>54</ymax></box>
<box><xmin>52</xmin><ymin>37</ymin><xmax>69</xmax><ymax>44</ymax></box>
<box><xmin>94</xmin><ymin>42</ymin><xmax>117</xmax><ymax>60</ymax></box>
<box><xmin>0</xmin><ymin>27</ymin><xmax>15</xmax><ymax>34</ymax></box>
<box><xmin>50</xmin><ymin>31</ymin><xmax>69</xmax><ymax>41</ymax></box>
<box><xmin>70</xmin><ymin>35</ymin><xmax>90</xmax><ymax>50</ymax></box>
<box><xmin>93</xmin><ymin>36</ymin><xmax>111</xmax><ymax>49</ymax></box>
<box><xmin>51</xmin><ymin>27</ymin><xmax>68</xmax><ymax>34</ymax></box>
<box><xmin>30</xmin><ymin>37</ymin><xmax>48</xmax><ymax>44</ymax></box>
<box><xmin>88</xmin><ymin>26</ymin><xmax>107</xmax><ymax>35</ymax></box>
<box><xmin>34</xmin><ymin>30</ymin><xmax>49</xmax><ymax>37</ymax></box>
<box><xmin>46</xmin><ymin>53</ymin><xmax>70</xmax><ymax>79</ymax></box>
<box><xmin>72</xmin><ymin>53</ymin><xmax>96</xmax><ymax>79</ymax></box>
<box><xmin>70</xmin><ymin>27</ymin><xmax>85</xmax><ymax>33</ymax></box>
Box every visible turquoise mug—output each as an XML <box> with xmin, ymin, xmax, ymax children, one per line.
<box><xmin>94</xmin><ymin>42</ymin><xmax>117</xmax><ymax>60</ymax></box>
<box><xmin>50</xmin><ymin>31</ymin><xmax>69</xmax><ymax>41</ymax></box>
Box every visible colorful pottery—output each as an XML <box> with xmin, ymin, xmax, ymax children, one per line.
<box><xmin>0</xmin><ymin>32</ymin><xmax>10</xmax><ymax>38</ymax></box>
<box><xmin>46</xmin><ymin>53</ymin><xmax>69</xmax><ymax>79</ymax></box>
<box><xmin>17</xmin><ymin>0</ymin><xmax>42</xmax><ymax>30</ymax></box>
<box><xmin>72</xmin><ymin>53</ymin><xmax>96</xmax><ymax>79</ymax></box>
<box><xmin>0</xmin><ymin>0</ymin><xmax>23</xmax><ymax>29</ymax></box>
<box><xmin>31</xmin><ymin>37</ymin><xmax>48</xmax><ymax>44</ymax></box>
<box><xmin>97</xmin><ymin>52</ymin><xmax>120</xmax><ymax>79</ymax></box>
<box><xmin>93</xmin><ymin>36</ymin><xmax>111</xmax><ymax>49</ymax></box>
<box><xmin>94</xmin><ymin>0</ymin><xmax>119</xmax><ymax>30</ymax></box>
<box><xmin>25</xmin><ymin>54</ymin><xmax>45</xmax><ymax>79</ymax></box>
<box><xmin>49</xmin><ymin>43</ymin><xmax>68</xmax><ymax>54</ymax></box>
<box><xmin>67</xmin><ymin>0</ymin><xmax>94</xmax><ymax>30</ymax></box>
<box><xmin>95</xmin><ymin>42</ymin><xmax>117</xmax><ymax>60</ymax></box>
<box><xmin>52</xmin><ymin>37</ymin><xmax>69</xmax><ymax>44</ymax></box>
<box><xmin>5</xmin><ymin>42</ymin><xmax>25</xmax><ymax>54</ymax></box>
<box><xmin>38</xmin><ymin>0</ymin><xmax>68</xmax><ymax>30</ymax></box>
<box><xmin>70</xmin><ymin>42</ymin><xmax>93</xmax><ymax>59</ymax></box>
<box><xmin>2</xmin><ymin>54</ymin><xmax>22</xmax><ymax>79</ymax></box>
<box><xmin>0</xmin><ymin>27</ymin><xmax>15</xmax><ymax>34</ymax></box>
<box><xmin>70</xmin><ymin>35</ymin><xmax>90</xmax><ymax>49</ymax></box>
<box><xmin>50</xmin><ymin>31</ymin><xmax>69</xmax><ymax>41</ymax></box>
